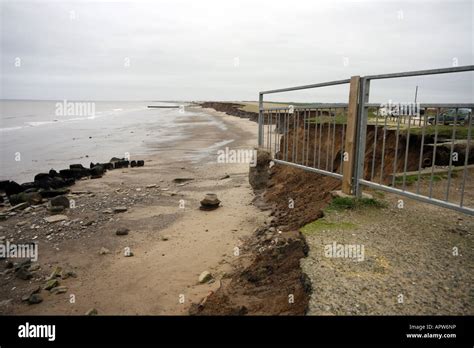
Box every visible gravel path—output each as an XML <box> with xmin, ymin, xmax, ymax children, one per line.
<box><xmin>301</xmin><ymin>186</ymin><xmax>473</xmax><ymax>315</ymax></box>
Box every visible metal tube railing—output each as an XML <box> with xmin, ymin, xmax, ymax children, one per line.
<box><xmin>258</xmin><ymin>65</ymin><xmax>474</xmax><ymax>215</ymax></box>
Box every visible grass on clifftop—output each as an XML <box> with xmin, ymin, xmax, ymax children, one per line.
<box><xmin>327</xmin><ymin>197</ymin><xmax>388</xmax><ymax>211</ymax></box>
<box><xmin>301</xmin><ymin>196</ymin><xmax>386</xmax><ymax>235</ymax></box>
<box><xmin>393</xmin><ymin>173</ymin><xmax>451</xmax><ymax>186</ymax></box>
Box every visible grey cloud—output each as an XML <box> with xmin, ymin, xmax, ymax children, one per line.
<box><xmin>1</xmin><ymin>0</ymin><xmax>472</xmax><ymax>102</ymax></box>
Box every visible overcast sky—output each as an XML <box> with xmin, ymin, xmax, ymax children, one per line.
<box><xmin>0</xmin><ymin>0</ymin><xmax>473</xmax><ymax>102</ymax></box>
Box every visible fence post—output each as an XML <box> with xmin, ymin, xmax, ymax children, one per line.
<box><xmin>342</xmin><ymin>76</ymin><xmax>360</xmax><ymax>194</ymax></box>
<box><xmin>354</xmin><ymin>77</ymin><xmax>371</xmax><ymax>197</ymax></box>
<box><xmin>258</xmin><ymin>93</ymin><xmax>264</xmax><ymax>147</ymax></box>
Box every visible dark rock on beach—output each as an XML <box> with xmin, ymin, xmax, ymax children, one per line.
<box><xmin>116</xmin><ymin>228</ymin><xmax>129</xmax><ymax>236</ymax></box>
<box><xmin>27</xmin><ymin>293</ymin><xmax>43</xmax><ymax>305</ymax></box>
<box><xmin>20</xmin><ymin>182</ymin><xmax>38</xmax><ymax>191</ymax></box>
<box><xmin>50</xmin><ymin>195</ymin><xmax>70</xmax><ymax>209</ymax></box>
<box><xmin>8</xmin><ymin>192</ymin><xmax>42</xmax><ymax>206</ymax></box>
<box><xmin>15</xmin><ymin>260</ymin><xmax>33</xmax><ymax>280</ymax></box>
<box><xmin>60</xmin><ymin>168</ymin><xmax>90</xmax><ymax>179</ymax></box>
<box><xmin>90</xmin><ymin>165</ymin><xmax>105</xmax><ymax>179</ymax></box>
<box><xmin>114</xmin><ymin>160</ymin><xmax>130</xmax><ymax>169</ymax></box>
<box><xmin>103</xmin><ymin>162</ymin><xmax>114</xmax><ymax>170</ymax></box>
<box><xmin>34</xmin><ymin>173</ymin><xmax>50</xmax><ymax>182</ymax></box>
<box><xmin>49</xmin><ymin>169</ymin><xmax>60</xmax><ymax>177</ymax></box>
<box><xmin>90</xmin><ymin>162</ymin><xmax>113</xmax><ymax>171</ymax></box>
<box><xmin>34</xmin><ymin>173</ymin><xmax>69</xmax><ymax>190</ymax></box>
<box><xmin>39</xmin><ymin>188</ymin><xmax>70</xmax><ymax>199</ymax></box>
<box><xmin>0</xmin><ymin>180</ymin><xmax>25</xmax><ymax>196</ymax></box>
<box><xmin>199</xmin><ymin>193</ymin><xmax>221</xmax><ymax>211</ymax></box>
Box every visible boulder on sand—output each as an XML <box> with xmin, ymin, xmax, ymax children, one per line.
<box><xmin>34</xmin><ymin>173</ymin><xmax>50</xmax><ymax>182</ymax></box>
<box><xmin>199</xmin><ymin>193</ymin><xmax>221</xmax><ymax>211</ymax></box>
<box><xmin>90</xmin><ymin>162</ymin><xmax>112</xmax><ymax>171</ymax></box>
<box><xmin>20</xmin><ymin>182</ymin><xmax>37</xmax><ymax>191</ymax></box>
<box><xmin>90</xmin><ymin>165</ymin><xmax>104</xmax><ymax>179</ymax></box>
<box><xmin>60</xmin><ymin>168</ymin><xmax>90</xmax><ymax>179</ymax></box>
<box><xmin>34</xmin><ymin>174</ymin><xmax>54</xmax><ymax>190</ymax></box>
<box><xmin>50</xmin><ymin>176</ymin><xmax>69</xmax><ymax>188</ymax></box>
<box><xmin>49</xmin><ymin>169</ymin><xmax>60</xmax><ymax>178</ymax></box>
<box><xmin>0</xmin><ymin>180</ymin><xmax>25</xmax><ymax>196</ymax></box>
<box><xmin>50</xmin><ymin>195</ymin><xmax>70</xmax><ymax>209</ymax></box>
<box><xmin>8</xmin><ymin>192</ymin><xmax>42</xmax><ymax>206</ymax></box>
<box><xmin>103</xmin><ymin>162</ymin><xmax>114</xmax><ymax>170</ymax></box>
<box><xmin>39</xmin><ymin>188</ymin><xmax>70</xmax><ymax>199</ymax></box>
<box><xmin>59</xmin><ymin>169</ymin><xmax>76</xmax><ymax>179</ymax></box>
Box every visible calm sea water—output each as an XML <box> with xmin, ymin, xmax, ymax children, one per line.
<box><xmin>0</xmin><ymin>100</ymin><xmax>215</xmax><ymax>183</ymax></box>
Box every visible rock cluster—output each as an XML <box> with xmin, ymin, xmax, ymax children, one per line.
<box><xmin>0</xmin><ymin>156</ymin><xmax>146</xmax><ymax>218</ymax></box>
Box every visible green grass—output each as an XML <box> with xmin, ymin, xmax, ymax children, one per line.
<box><xmin>393</xmin><ymin>173</ymin><xmax>456</xmax><ymax>186</ymax></box>
<box><xmin>372</xmin><ymin>190</ymin><xmax>386</xmax><ymax>199</ymax></box>
<box><xmin>408</xmin><ymin>125</ymin><xmax>470</xmax><ymax>139</ymax></box>
<box><xmin>307</xmin><ymin>114</ymin><xmax>347</xmax><ymax>125</ymax></box>
<box><xmin>301</xmin><ymin>219</ymin><xmax>357</xmax><ymax>235</ymax></box>
<box><xmin>326</xmin><ymin>197</ymin><xmax>388</xmax><ymax>211</ymax></box>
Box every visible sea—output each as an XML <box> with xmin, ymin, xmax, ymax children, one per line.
<box><xmin>0</xmin><ymin>100</ymin><xmax>222</xmax><ymax>183</ymax></box>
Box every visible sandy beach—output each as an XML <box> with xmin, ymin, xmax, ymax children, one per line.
<box><xmin>0</xmin><ymin>106</ymin><xmax>271</xmax><ymax>315</ymax></box>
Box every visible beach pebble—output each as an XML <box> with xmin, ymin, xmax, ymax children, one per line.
<box><xmin>198</xmin><ymin>271</ymin><xmax>213</xmax><ymax>284</ymax></box>
<box><xmin>43</xmin><ymin>279</ymin><xmax>59</xmax><ymax>290</ymax></box>
<box><xmin>116</xmin><ymin>228</ymin><xmax>129</xmax><ymax>236</ymax></box>
<box><xmin>44</xmin><ymin>215</ymin><xmax>68</xmax><ymax>223</ymax></box>
<box><xmin>27</xmin><ymin>294</ymin><xmax>43</xmax><ymax>305</ymax></box>
<box><xmin>113</xmin><ymin>206</ymin><xmax>127</xmax><ymax>213</ymax></box>
<box><xmin>99</xmin><ymin>247</ymin><xmax>110</xmax><ymax>255</ymax></box>
<box><xmin>85</xmin><ymin>308</ymin><xmax>98</xmax><ymax>315</ymax></box>
<box><xmin>173</xmin><ymin>178</ymin><xmax>194</xmax><ymax>183</ymax></box>
<box><xmin>50</xmin><ymin>286</ymin><xmax>68</xmax><ymax>295</ymax></box>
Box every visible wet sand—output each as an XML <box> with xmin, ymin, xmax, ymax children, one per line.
<box><xmin>0</xmin><ymin>107</ymin><xmax>270</xmax><ymax>315</ymax></box>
